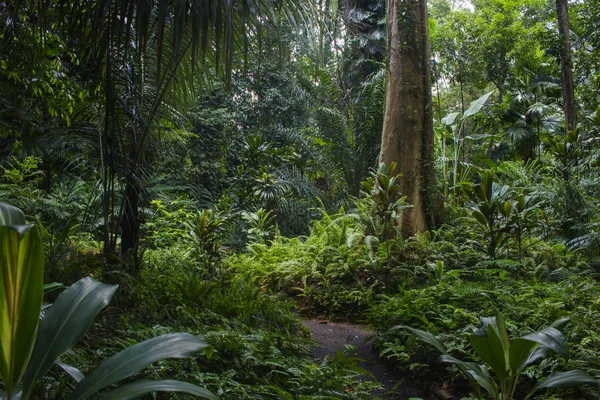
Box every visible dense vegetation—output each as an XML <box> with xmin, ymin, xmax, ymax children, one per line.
<box><xmin>2</xmin><ymin>0</ymin><xmax>600</xmax><ymax>399</ymax></box>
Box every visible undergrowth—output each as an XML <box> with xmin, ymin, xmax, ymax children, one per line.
<box><xmin>54</xmin><ymin>245</ymin><xmax>382</xmax><ymax>399</ymax></box>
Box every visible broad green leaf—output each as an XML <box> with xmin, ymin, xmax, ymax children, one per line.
<box><xmin>516</xmin><ymin>194</ymin><xmax>525</xmax><ymax>213</ymax></box>
<box><xmin>441</xmin><ymin>355</ymin><xmax>498</xmax><ymax>399</ymax></box>
<box><xmin>509</xmin><ymin>338</ymin><xmax>538</xmax><ymax>373</ymax></box>
<box><xmin>523</xmin><ymin>343</ymin><xmax>549</xmax><ymax>367</ymax></box>
<box><xmin>462</xmin><ymin>91</ymin><xmax>494</xmax><ymax>119</ymax></box>
<box><xmin>395</xmin><ymin>326</ymin><xmax>447</xmax><ymax>354</ymax></box>
<box><xmin>470</xmin><ymin>323</ymin><xmax>507</xmax><ymax>380</ymax></box>
<box><xmin>529</xmin><ymin>369</ymin><xmax>595</xmax><ymax>395</ymax></box>
<box><xmin>68</xmin><ymin>333</ymin><xmax>210</xmax><ymax>400</ymax></box>
<box><xmin>472</xmin><ymin>210</ymin><xmax>488</xmax><ymax>227</ymax></box>
<box><xmin>22</xmin><ymin>278</ymin><xmax>117</xmax><ymax>394</ymax></box>
<box><xmin>0</xmin><ymin>222</ymin><xmax>44</xmax><ymax>396</ymax></box>
<box><xmin>520</xmin><ymin>327</ymin><xmax>569</xmax><ymax>360</ymax></box>
<box><xmin>494</xmin><ymin>312</ymin><xmax>510</xmax><ymax>368</ymax></box>
<box><xmin>482</xmin><ymin>171</ymin><xmax>494</xmax><ymax>201</ymax></box>
<box><xmin>441</xmin><ymin>112</ymin><xmax>459</xmax><ymax>126</ymax></box>
<box><xmin>501</xmin><ymin>201</ymin><xmax>512</xmax><ymax>217</ymax></box>
<box><xmin>479</xmin><ymin>202</ymin><xmax>492</xmax><ymax>218</ymax></box>
<box><xmin>550</xmin><ymin>317</ymin><xmax>570</xmax><ymax>330</ymax></box>
<box><xmin>0</xmin><ymin>203</ymin><xmax>26</xmax><ymax>226</ymax></box>
<box><xmin>95</xmin><ymin>379</ymin><xmax>217</xmax><ymax>400</ymax></box>
<box><xmin>467</xmin><ymin>365</ymin><xmax>498</xmax><ymax>400</ymax></box>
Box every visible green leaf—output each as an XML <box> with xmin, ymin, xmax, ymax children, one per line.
<box><xmin>593</xmin><ymin>106</ymin><xmax>600</xmax><ymax>126</ymax></box>
<box><xmin>22</xmin><ymin>278</ymin><xmax>117</xmax><ymax>394</ymax></box>
<box><xmin>501</xmin><ymin>201</ymin><xmax>512</xmax><ymax>217</ymax></box>
<box><xmin>523</xmin><ymin>344</ymin><xmax>549</xmax><ymax>367</ymax></box>
<box><xmin>0</xmin><ymin>221</ymin><xmax>44</xmax><ymax>396</ymax></box>
<box><xmin>68</xmin><ymin>333</ymin><xmax>210</xmax><ymax>400</ymax></box>
<box><xmin>0</xmin><ymin>203</ymin><xmax>26</xmax><ymax>226</ymax></box>
<box><xmin>494</xmin><ymin>312</ymin><xmax>510</xmax><ymax>355</ymax></box>
<box><xmin>509</xmin><ymin>338</ymin><xmax>538</xmax><ymax>373</ymax></box>
<box><xmin>428</xmin><ymin>17</ymin><xmax>437</xmax><ymax>36</ymax></box>
<box><xmin>467</xmin><ymin>364</ymin><xmax>498</xmax><ymax>400</ymax></box>
<box><xmin>470</xmin><ymin>322</ymin><xmax>507</xmax><ymax>380</ymax></box>
<box><xmin>520</xmin><ymin>327</ymin><xmax>569</xmax><ymax>360</ymax></box>
<box><xmin>395</xmin><ymin>326</ymin><xmax>447</xmax><ymax>354</ymax></box>
<box><xmin>56</xmin><ymin>361</ymin><xmax>84</xmax><ymax>383</ymax></box>
<box><xmin>529</xmin><ymin>370</ymin><xmax>596</xmax><ymax>395</ymax></box>
<box><xmin>95</xmin><ymin>379</ymin><xmax>217</xmax><ymax>400</ymax></box>
<box><xmin>441</xmin><ymin>112</ymin><xmax>459</xmax><ymax>126</ymax></box>
<box><xmin>550</xmin><ymin>317</ymin><xmax>570</xmax><ymax>330</ymax></box>
<box><xmin>482</xmin><ymin>171</ymin><xmax>494</xmax><ymax>201</ymax></box>
<box><xmin>441</xmin><ymin>355</ymin><xmax>498</xmax><ymax>399</ymax></box>
<box><xmin>462</xmin><ymin>91</ymin><xmax>494</xmax><ymax>119</ymax></box>
<box><xmin>43</xmin><ymin>282</ymin><xmax>64</xmax><ymax>294</ymax></box>
<box><xmin>472</xmin><ymin>210</ymin><xmax>488</xmax><ymax>227</ymax></box>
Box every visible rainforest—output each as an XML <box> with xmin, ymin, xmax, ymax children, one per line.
<box><xmin>1</xmin><ymin>0</ymin><xmax>600</xmax><ymax>399</ymax></box>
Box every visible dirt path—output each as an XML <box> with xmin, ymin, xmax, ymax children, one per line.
<box><xmin>302</xmin><ymin>319</ymin><xmax>427</xmax><ymax>399</ymax></box>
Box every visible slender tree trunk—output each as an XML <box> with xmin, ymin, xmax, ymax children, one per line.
<box><xmin>120</xmin><ymin>168</ymin><xmax>141</xmax><ymax>273</ymax></box>
<box><xmin>101</xmin><ymin>15</ymin><xmax>119</xmax><ymax>277</ymax></box>
<box><xmin>556</xmin><ymin>0</ymin><xmax>576</xmax><ymax>131</ymax></box>
<box><xmin>379</xmin><ymin>0</ymin><xmax>437</xmax><ymax>237</ymax></box>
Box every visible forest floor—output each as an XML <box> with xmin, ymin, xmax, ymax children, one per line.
<box><xmin>302</xmin><ymin>319</ymin><xmax>428</xmax><ymax>399</ymax></box>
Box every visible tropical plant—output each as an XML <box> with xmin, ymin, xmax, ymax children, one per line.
<box><xmin>0</xmin><ymin>202</ymin><xmax>215</xmax><ymax>400</ymax></box>
<box><xmin>502</xmin><ymin>68</ymin><xmax>560</xmax><ymax>162</ymax></box>
<box><xmin>242</xmin><ymin>208</ymin><xmax>276</xmax><ymax>244</ymax></box>
<box><xmin>397</xmin><ymin>310</ymin><xmax>595</xmax><ymax>400</ymax></box>
<box><xmin>440</xmin><ymin>90</ymin><xmax>494</xmax><ymax>197</ymax></box>
<box><xmin>4</xmin><ymin>0</ymin><xmax>313</xmax><ymax>274</ymax></box>
<box><xmin>462</xmin><ymin>170</ymin><xmax>512</xmax><ymax>259</ymax></box>
<box><xmin>423</xmin><ymin>260</ymin><xmax>460</xmax><ymax>284</ymax></box>
<box><xmin>360</xmin><ymin>162</ymin><xmax>409</xmax><ymax>242</ymax></box>
<box><xmin>507</xmin><ymin>192</ymin><xmax>543</xmax><ymax>260</ymax></box>
<box><xmin>187</xmin><ymin>209</ymin><xmax>227</xmax><ymax>262</ymax></box>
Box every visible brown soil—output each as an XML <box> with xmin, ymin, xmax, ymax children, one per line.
<box><xmin>302</xmin><ymin>319</ymin><xmax>428</xmax><ymax>400</ymax></box>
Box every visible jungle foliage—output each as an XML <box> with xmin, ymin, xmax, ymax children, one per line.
<box><xmin>2</xmin><ymin>0</ymin><xmax>600</xmax><ymax>399</ymax></box>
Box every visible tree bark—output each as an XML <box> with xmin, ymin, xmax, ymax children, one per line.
<box><xmin>379</xmin><ymin>0</ymin><xmax>437</xmax><ymax>237</ymax></box>
<box><xmin>556</xmin><ymin>0</ymin><xmax>576</xmax><ymax>131</ymax></box>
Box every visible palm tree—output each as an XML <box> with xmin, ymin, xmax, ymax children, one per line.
<box><xmin>502</xmin><ymin>69</ymin><xmax>561</xmax><ymax>163</ymax></box>
<box><xmin>5</xmin><ymin>1</ymin><xmax>312</xmax><ymax>274</ymax></box>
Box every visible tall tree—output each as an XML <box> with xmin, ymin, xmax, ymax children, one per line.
<box><xmin>556</xmin><ymin>0</ymin><xmax>576</xmax><ymax>131</ymax></box>
<box><xmin>379</xmin><ymin>0</ymin><xmax>437</xmax><ymax>237</ymax></box>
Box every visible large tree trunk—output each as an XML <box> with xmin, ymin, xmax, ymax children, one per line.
<box><xmin>379</xmin><ymin>0</ymin><xmax>436</xmax><ymax>237</ymax></box>
<box><xmin>556</xmin><ymin>0</ymin><xmax>576</xmax><ymax>131</ymax></box>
